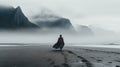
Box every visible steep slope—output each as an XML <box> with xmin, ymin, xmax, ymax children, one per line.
<box><xmin>0</xmin><ymin>6</ymin><xmax>38</xmax><ymax>29</ymax></box>
<box><xmin>36</xmin><ymin>18</ymin><xmax>74</xmax><ymax>30</ymax></box>
<box><xmin>12</xmin><ymin>6</ymin><xmax>38</xmax><ymax>28</ymax></box>
<box><xmin>0</xmin><ymin>6</ymin><xmax>15</xmax><ymax>28</ymax></box>
<box><xmin>32</xmin><ymin>8</ymin><xmax>75</xmax><ymax>31</ymax></box>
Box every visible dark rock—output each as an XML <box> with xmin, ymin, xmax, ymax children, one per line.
<box><xmin>116</xmin><ymin>65</ymin><xmax>120</xmax><ymax>67</ymax></box>
<box><xmin>37</xmin><ymin>18</ymin><xmax>74</xmax><ymax>30</ymax></box>
<box><xmin>97</xmin><ymin>59</ymin><xmax>102</xmax><ymax>62</ymax></box>
<box><xmin>0</xmin><ymin>6</ymin><xmax>38</xmax><ymax>29</ymax></box>
<box><xmin>32</xmin><ymin>9</ymin><xmax>75</xmax><ymax>31</ymax></box>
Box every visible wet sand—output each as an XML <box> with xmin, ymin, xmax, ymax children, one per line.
<box><xmin>0</xmin><ymin>44</ymin><xmax>119</xmax><ymax>67</ymax></box>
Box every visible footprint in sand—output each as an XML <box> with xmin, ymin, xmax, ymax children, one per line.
<box><xmin>47</xmin><ymin>58</ymin><xmax>55</xmax><ymax>65</ymax></box>
<box><xmin>50</xmin><ymin>50</ymin><xmax>93</xmax><ymax>67</ymax></box>
<box><xmin>61</xmin><ymin>50</ymin><xmax>93</xmax><ymax>67</ymax></box>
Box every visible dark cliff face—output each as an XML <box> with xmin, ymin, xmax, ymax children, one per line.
<box><xmin>0</xmin><ymin>7</ymin><xmax>15</xmax><ymax>28</ymax></box>
<box><xmin>0</xmin><ymin>6</ymin><xmax>38</xmax><ymax>29</ymax></box>
<box><xmin>32</xmin><ymin>10</ymin><xmax>75</xmax><ymax>31</ymax></box>
<box><xmin>37</xmin><ymin>18</ymin><xmax>74</xmax><ymax>30</ymax></box>
<box><xmin>12</xmin><ymin>6</ymin><xmax>38</xmax><ymax>28</ymax></box>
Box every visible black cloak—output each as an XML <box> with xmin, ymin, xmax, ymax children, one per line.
<box><xmin>53</xmin><ymin>37</ymin><xmax>64</xmax><ymax>49</ymax></box>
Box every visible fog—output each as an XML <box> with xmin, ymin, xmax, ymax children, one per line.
<box><xmin>0</xmin><ymin>30</ymin><xmax>118</xmax><ymax>46</ymax></box>
<box><xmin>0</xmin><ymin>0</ymin><xmax>120</xmax><ymax>45</ymax></box>
<box><xmin>1</xmin><ymin>0</ymin><xmax>120</xmax><ymax>32</ymax></box>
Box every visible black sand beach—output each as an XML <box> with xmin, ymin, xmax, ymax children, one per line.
<box><xmin>0</xmin><ymin>44</ymin><xmax>119</xmax><ymax>67</ymax></box>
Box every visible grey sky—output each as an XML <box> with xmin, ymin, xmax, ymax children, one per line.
<box><xmin>1</xmin><ymin>0</ymin><xmax>120</xmax><ymax>32</ymax></box>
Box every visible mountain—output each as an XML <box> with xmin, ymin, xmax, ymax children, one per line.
<box><xmin>77</xmin><ymin>25</ymin><xmax>94</xmax><ymax>36</ymax></box>
<box><xmin>0</xmin><ymin>6</ymin><xmax>38</xmax><ymax>29</ymax></box>
<box><xmin>36</xmin><ymin>18</ymin><xmax>74</xmax><ymax>30</ymax></box>
<box><xmin>32</xmin><ymin>8</ymin><xmax>75</xmax><ymax>31</ymax></box>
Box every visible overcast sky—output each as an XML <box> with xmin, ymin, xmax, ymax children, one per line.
<box><xmin>1</xmin><ymin>0</ymin><xmax>120</xmax><ymax>32</ymax></box>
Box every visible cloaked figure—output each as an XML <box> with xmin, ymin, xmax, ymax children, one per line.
<box><xmin>53</xmin><ymin>35</ymin><xmax>65</xmax><ymax>50</ymax></box>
